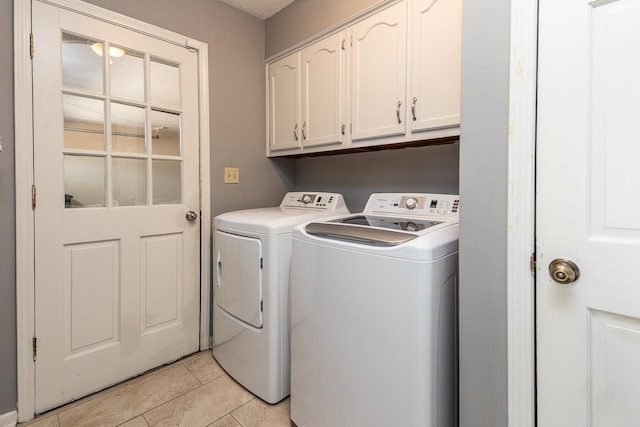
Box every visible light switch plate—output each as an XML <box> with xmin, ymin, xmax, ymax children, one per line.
<box><xmin>224</xmin><ymin>167</ymin><xmax>239</xmax><ymax>184</ymax></box>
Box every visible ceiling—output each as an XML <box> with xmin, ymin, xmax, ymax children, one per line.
<box><xmin>220</xmin><ymin>0</ymin><xmax>295</xmax><ymax>20</ymax></box>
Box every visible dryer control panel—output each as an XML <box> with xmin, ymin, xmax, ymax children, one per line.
<box><xmin>280</xmin><ymin>192</ymin><xmax>347</xmax><ymax>211</ymax></box>
<box><xmin>364</xmin><ymin>193</ymin><xmax>459</xmax><ymax>219</ymax></box>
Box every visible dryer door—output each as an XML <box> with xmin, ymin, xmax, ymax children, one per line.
<box><xmin>215</xmin><ymin>231</ymin><xmax>263</xmax><ymax>328</ymax></box>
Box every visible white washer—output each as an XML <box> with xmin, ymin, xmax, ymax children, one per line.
<box><xmin>212</xmin><ymin>192</ymin><xmax>349</xmax><ymax>404</ymax></box>
<box><xmin>290</xmin><ymin>193</ymin><xmax>459</xmax><ymax>426</ymax></box>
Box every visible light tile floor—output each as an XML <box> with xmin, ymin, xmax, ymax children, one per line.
<box><xmin>20</xmin><ymin>351</ymin><xmax>292</xmax><ymax>427</ymax></box>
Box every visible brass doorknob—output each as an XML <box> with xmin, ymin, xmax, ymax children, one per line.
<box><xmin>185</xmin><ymin>210</ymin><xmax>198</xmax><ymax>222</ymax></box>
<box><xmin>548</xmin><ymin>258</ymin><xmax>580</xmax><ymax>284</ymax></box>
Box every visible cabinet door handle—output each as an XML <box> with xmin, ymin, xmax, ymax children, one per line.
<box><xmin>396</xmin><ymin>100</ymin><xmax>403</xmax><ymax>124</ymax></box>
<box><xmin>302</xmin><ymin>122</ymin><xmax>307</xmax><ymax>140</ymax></box>
<box><xmin>411</xmin><ymin>97</ymin><xmax>417</xmax><ymax>121</ymax></box>
<box><xmin>294</xmin><ymin>123</ymin><xmax>299</xmax><ymax>141</ymax></box>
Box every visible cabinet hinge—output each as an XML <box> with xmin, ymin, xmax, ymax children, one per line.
<box><xmin>30</xmin><ymin>33</ymin><xmax>34</xmax><ymax>59</ymax></box>
<box><xmin>32</xmin><ymin>337</ymin><xmax>37</xmax><ymax>360</ymax></box>
<box><xmin>32</xmin><ymin>185</ymin><xmax>36</xmax><ymax>209</ymax></box>
<box><xmin>530</xmin><ymin>253</ymin><xmax>536</xmax><ymax>275</ymax></box>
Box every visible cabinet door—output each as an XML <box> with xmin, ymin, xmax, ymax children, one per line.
<box><xmin>301</xmin><ymin>32</ymin><xmax>346</xmax><ymax>148</ymax></box>
<box><xmin>268</xmin><ymin>53</ymin><xmax>301</xmax><ymax>152</ymax></box>
<box><xmin>351</xmin><ymin>1</ymin><xmax>407</xmax><ymax>141</ymax></box>
<box><xmin>410</xmin><ymin>0</ymin><xmax>461</xmax><ymax>132</ymax></box>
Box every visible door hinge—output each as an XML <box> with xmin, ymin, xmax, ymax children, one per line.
<box><xmin>32</xmin><ymin>185</ymin><xmax>36</xmax><ymax>209</ymax></box>
<box><xmin>29</xmin><ymin>33</ymin><xmax>34</xmax><ymax>59</ymax></box>
<box><xmin>32</xmin><ymin>337</ymin><xmax>37</xmax><ymax>360</ymax></box>
<box><xmin>530</xmin><ymin>253</ymin><xmax>536</xmax><ymax>275</ymax></box>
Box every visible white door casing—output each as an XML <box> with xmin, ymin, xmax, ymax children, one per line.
<box><xmin>537</xmin><ymin>0</ymin><xmax>640</xmax><ymax>425</ymax></box>
<box><xmin>15</xmin><ymin>0</ymin><xmax>211</xmax><ymax>419</ymax></box>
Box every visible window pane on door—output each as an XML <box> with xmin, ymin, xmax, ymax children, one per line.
<box><xmin>152</xmin><ymin>160</ymin><xmax>181</xmax><ymax>205</ymax></box>
<box><xmin>64</xmin><ymin>155</ymin><xmax>105</xmax><ymax>208</ymax></box>
<box><xmin>112</xmin><ymin>157</ymin><xmax>147</xmax><ymax>206</ymax></box>
<box><xmin>150</xmin><ymin>58</ymin><xmax>180</xmax><ymax>107</ymax></box>
<box><xmin>110</xmin><ymin>48</ymin><xmax>144</xmax><ymax>101</ymax></box>
<box><xmin>62</xmin><ymin>33</ymin><xmax>104</xmax><ymax>94</ymax></box>
<box><xmin>112</xmin><ymin>103</ymin><xmax>146</xmax><ymax>153</ymax></box>
<box><xmin>150</xmin><ymin>110</ymin><xmax>180</xmax><ymax>156</ymax></box>
<box><xmin>64</xmin><ymin>94</ymin><xmax>105</xmax><ymax>151</ymax></box>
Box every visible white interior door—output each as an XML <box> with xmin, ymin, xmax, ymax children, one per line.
<box><xmin>32</xmin><ymin>0</ymin><xmax>200</xmax><ymax>412</ymax></box>
<box><xmin>537</xmin><ymin>0</ymin><xmax>640</xmax><ymax>425</ymax></box>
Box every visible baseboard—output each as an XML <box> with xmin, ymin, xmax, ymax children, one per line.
<box><xmin>0</xmin><ymin>411</ymin><xmax>17</xmax><ymax>427</ymax></box>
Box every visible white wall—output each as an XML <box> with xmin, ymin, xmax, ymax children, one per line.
<box><xmin>459</xmin><ymin>0</ymin><xmax>511</xmax><ymax>425</ymax></box>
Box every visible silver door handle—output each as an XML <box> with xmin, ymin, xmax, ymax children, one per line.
<box><xmin>302</xmin><ymin>122</ymin><xmax>307</xmax><ymax>140</ymax></box>
<box><xmin>186</xmin><ymin>210</ymin><xmax>198</xmax><ymax>221</ymax></box>
<box><xmin>396</xmin><ymin>100</ymin><xmax>402</xmax><ymax>124</ymax></box>
<box><xmin>411</xmin><ymin>97</ymin><xmax>417</xmax><ymax>121</ymax></box>
<box><xmin>294</xmin><ymin>124</ymin><xmax>299</xmax><ymax>141</ymax></box>
<box><xmin>549</xmin><ymin>258</ymin><xmax>580</xmax><ymax>284</ymax></box>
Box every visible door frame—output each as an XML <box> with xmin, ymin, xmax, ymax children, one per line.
<box><xmin>14</xmin><ymin>0</ymin><xmax>211</xmax><ymax>421</ymax></box>
<box><xmin>505</xmin><ymin>0</ymin><xmax>537</xmax><ymax>426</ymax></box>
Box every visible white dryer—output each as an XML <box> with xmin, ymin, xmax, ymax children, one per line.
<box><xmin>212</xmin><ymin>192</ymin><xmax>349</xmax><ymax>404</ymax></box>
<box><xmin>290</xmin><ymin>193</ymin><xmax>459</xmax><ymax>426</ymax></box>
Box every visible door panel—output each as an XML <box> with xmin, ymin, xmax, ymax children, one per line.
<box><xmin>537</xmin><ymin>0</ymin><xmax>640</xmax><ymax>425</ymax></box>
<box><xmin>33</xmin><ymin>0</ymin><xmax>200</xmax><ymax>412</ymax></box>
<box><xmin>351</xmin><ymin>1</ymin><xmax>407</xmax><ymax>141</ymax></box>
<box><xmin>215</xmin><ymin>231</ymin><xmax>263</xmax><ymax>328</ymax></box>
<box><xmin>268</xmin><ymin>54</ymin><xmax>301</xmax><ymax>151</ymax></box>
<box><xmin>301</xmin><ymin>32</ymin><xmax>345</xmax><ymax>148</ymax></box>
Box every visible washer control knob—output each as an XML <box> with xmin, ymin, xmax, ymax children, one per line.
<box><xmin>405</xmin><ymin>198</ymin><xmax>417</xmax><ymax>209</ymax></box>
<box><xmin>302</xmin><ymin>194</ymin><xmax>313</xmax><ymax>204</ymax></box>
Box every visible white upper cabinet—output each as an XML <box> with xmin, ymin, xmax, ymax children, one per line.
<box><xmin>409</xmin><ymin>0</ymin><xmax>461</xmax><ymax>133</ymax></box>
<box><xmin>266</xmin><ymin>0</ymin><xmax>461</xmax><ymax>157</ymax></box>
<box><xmin>301</xmin><ymin>31</ymin><xmax>347</xmax><ymax>148</ymax></box>
<box><xmin>268</xmin><ymin>53</ymin><xmax>301</xmax><ymax>152</ymax></box>
<box><xmin>351</xmin><ymin>1</ymin><xmax>407</xmax><ymax>142</ymax></box>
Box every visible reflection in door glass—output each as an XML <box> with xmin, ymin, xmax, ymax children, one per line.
<box><xmin>150</xmin><ymin>58</ymin><xmax>180</xmax><ymax>107</ymax></box>
<box><xmin>150</xmin><ymin>110</ymin><xmax>181</xmax><ymax>156</ymax></box>
<box><xmin>64</xmin><ymin>155</ymin><xmax>105</xmax><ymax>208</ymax></box>
<box><xmin>110</xmin><ymin>48</ymin><xmax>144</xmax><ymax>101</ymax></box>
<box><xmin>63</xmin><ymin>94</ymin><xmax>105</xmax><ymax>151</ymax></box>
<box><xmin>112</xmin><ymin>158</ymin><xmax>147</xmax><ymax>206</ymax></box>
<box><xmin>112</xmin><ymin>103</ymin><xmax>146</xmax><ymax>153</ymax></box>
<box><xmin>62</xmin><ymin>33</ymin><xmax>104</xmax><ymax>94</ymax></box>
<box><xmin>153</xmin><ymin>160</ymin><xmax>181</xmax><ymax>205</ymax></box>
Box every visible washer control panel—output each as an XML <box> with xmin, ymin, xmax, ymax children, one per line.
<box><xmin>280</xmin><ymin>192</ymin><xmax>347</xmax><ymax>211</ymax></box>
<box><xmin>364</xmin><ymin>193</ymin><xmax>459</xmax><ymax>218</ymax></box>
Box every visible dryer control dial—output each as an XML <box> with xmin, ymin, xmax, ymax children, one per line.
<box><xmin>405</xmin><ymin>198</ymin><xmax>418</xmax><ymax>209</ymax></box>
<box><xmin>302</xmin><ymin>194</ymin><xmax>314</xmax><ymax>204</ymax></box>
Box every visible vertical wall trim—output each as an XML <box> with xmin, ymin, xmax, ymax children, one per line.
<box><xmin>14</xmin><ymin>0</ymin><xmax>36</xmax><ymax>421</ymax></box>
<box><xmin>507</xmin><ymin>0</ymin><xmax>538</xmax><ymax>426</ymax></box>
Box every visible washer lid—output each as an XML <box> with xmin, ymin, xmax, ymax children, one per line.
<box><xmin>305</xmin><ymin>222</ymin><xmax>419</xmax><ymax>247</ymax></box>
<box><xmin>332</xmin><ymin>215</ymin><xmax>444</xmax><ymax>232</ymax></box>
